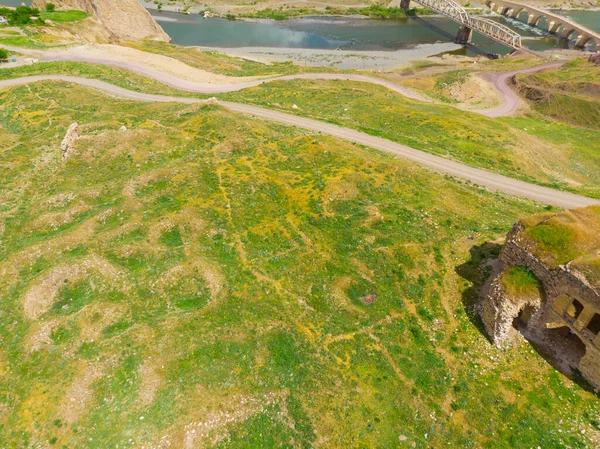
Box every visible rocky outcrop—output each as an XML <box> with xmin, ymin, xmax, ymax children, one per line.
<box><xmin>61</xmin><ymin>122</ymin><xmax>79</xmax><ymax>159</ymax></box>
<box><xmin>32</xmin><ymin>0</ymin><xmax>170</xmax><ymax>43</ymax></box>
<box><xmin>479</xmin><ymin>206</ymin><xmax>600</xmax><ymax>390</ymax></box>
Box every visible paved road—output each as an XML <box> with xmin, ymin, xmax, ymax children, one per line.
<box><xmin>1</xmin><ymin>75</ymin><xmax>598</xmax><ymax>209</ymax></box>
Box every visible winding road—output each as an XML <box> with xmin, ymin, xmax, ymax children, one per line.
<box><xmin>1</xmin><ymin>73</ymin><xmax>598</xmax><ymax>209</ymax></box>
<box><xmin>2</xmin><ymin>44</ymin><xmax>560</xmax><ymax>117</ymax></box>
<box><xmin>474</xmin><ymin>62</ymin><xmax>563</xmax><ymax>117</ymax></box>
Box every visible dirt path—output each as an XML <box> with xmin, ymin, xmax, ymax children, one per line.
<box><xmin>2</xmin><ymin>43</ymin><xmax>561</xmax><ymax>116</ymax></box>
<box><xmin>473</xmin><ymin>62</ymin><xmax>564</xmax><ymax>117</ymax></box>
<box><xmin>42</xmin><ymin>52</ymin><xmax>428</xmax><ymax>99</ymax></box>
<box><xmin>1</xmin><ymin>74</ymin><xmax>598</xmax><ymax>209</ymax></box>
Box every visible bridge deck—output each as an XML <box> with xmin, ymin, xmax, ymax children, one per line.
<box><xmin>486</xmin><ymin>0</ymin><xmax>600</xmax><ymax>48</ymax></box>
<box><xmin>410</xmin><ymin>0</ymin><xmax>523</xmax><ymax>49</ymax></box>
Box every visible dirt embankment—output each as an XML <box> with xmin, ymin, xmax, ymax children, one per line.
<box><xmin>32</xmin><ymin>0</ymin><xmax>170</xmax><ymax>43</ymax></box>
<box><xmin>511</xmin><ymin>70</ymin><xmax>600</xmax><ymax>130</ymax></box>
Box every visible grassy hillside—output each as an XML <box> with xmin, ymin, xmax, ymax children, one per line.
<box><xmin>225</xmin><ymin>78</ymin><xmax>600</xmax><ymax>198</ymax></box>
<box><xmin>514</xmin><ymin>59</ymin><xmax>600</xmax><ymax>130</ymax></box>
<box><xmin>122</xmin><ymin>41</ymin><xmax>314</xmax><ymax>77</ymax></box>
<box><xmin>3</xmin><ymin>60</ymin><xmax>600</xmax><ymax>199</ymax></box>
<box><xmin>2</xmin><ymin>81</ymin><xmax>600</xmax><ymax>448</ymax></box>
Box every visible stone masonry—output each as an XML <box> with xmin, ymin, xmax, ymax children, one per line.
<box><xmin>479</xmin><ymin>208</ymin><xmax>600</xmax><ymax>390</ymax></box>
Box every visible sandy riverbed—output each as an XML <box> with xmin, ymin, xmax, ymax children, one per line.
<box><xmin>190</xmin><ymin>43</ymin><xmax>464</xmax><ymax>69</ymax></box>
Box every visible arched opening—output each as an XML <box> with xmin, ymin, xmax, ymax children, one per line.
<box><xmin>553</xmin><ymin>24</ymin><xmax>564</xmax><ymax>35</ymax></box>
<box><xmin>535</xmin><ymin>16</ymin><xmax>549</xmax><ymax>32</ymax></box>
<box><xmin>515</xmin><ymin>9</ymin><xmax>529</xmax><ymax>23</ymax></box>
<box><xmin>580</xmin><ymin>37</ymin><xmax>597</xmax><ymax>52</ymax></box>
<box><xmin>513</xmin><ymin>303</ymin><xmax>537</xmax><ymax>329</ymax></box>
<box><xmin>563</xmin><ymin>29</ymin><xmax>578</xmax><ymax>42</ymax></box>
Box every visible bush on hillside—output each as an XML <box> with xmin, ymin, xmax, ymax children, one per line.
<box><xmin>0</xmin><ymin>6</ymin><xmax>42</xmax><ymax>25</ymax></box>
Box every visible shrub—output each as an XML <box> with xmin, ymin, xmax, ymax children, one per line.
<box><xmin>46</xmin><ymin>3</ymin><xmax>55</xmax><ymax>12</ymax></box>
<box><xmin>0</xmin><ymin>48</ymin><xmax>8</xmax><ymax>60</ymax></box>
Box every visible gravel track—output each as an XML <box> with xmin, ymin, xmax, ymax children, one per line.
<box><xmin>1</xmin><ymin>74</ymin><xmax>597</xmax><ymax>209</ymax></box>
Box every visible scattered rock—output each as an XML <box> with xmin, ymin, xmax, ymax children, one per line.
<box><xmin>292</xmin><ymin>104</ymin><xmax>299</xmax><ymax>110</ymax></box>
<box><xmin>589</xmin><ymin>53</ymin><xmax>600</xmax><ymax>65</ymax></box>
<box><xmin>60</xmin><ymin>122</ymin><xmax>79</xmax><ymax>159</ymax></box>
<box><xmin>119</xmin><ymin>125</ymin><xmax>127</xmax><ymax>132</ymax></box>
<box><xmin>360</xmin><ymin>294</ymin><xmax>377</xmax><ymax>305</ymax></box>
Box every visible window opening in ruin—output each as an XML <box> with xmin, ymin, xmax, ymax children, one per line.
<box><xmin>566</xmin><ymin>299</ymin><xmax>584</xmax><ymax>320</ymax></box>
<box><xmin>513</xmin><ymin>304</ymin><xmax>536</xmax><ymax>329</ymax></box>
<box><xmin>541</xmin><ymin>326</ymin><xmax>587</xmax><ymax>370</ymax></box>
<box><xmin>586</xmin><ymin>313</ymin><xmax>600</xmax><ymax>336</ymax></box>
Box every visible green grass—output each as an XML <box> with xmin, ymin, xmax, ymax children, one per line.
<box><xmin>3</xmin><ymin>60</ymin><xmax>600</xmax><ymax>199</ymax></box>
<box><xmin>0</xmin><ymin>61</ymin><xmax>206</xmax><ymax>97</ymax></box>
<box><xmin>223</xmin><ymin>79</ymin><xmax>600</xmax><ymax>198</ymax></box>
<box><xmin>2</xmin><ymin>80</ymin><xmax>599</xmax><ymax>448</ymax></box>
<box><xmin>501</xmin><ymin>266</ymin><xmax>540</xmax><ymax>298</ymax></box>
<box><xmin>0</xmin><ymin>34</ymin><xmax>46</xmax><ymax>48</ymax></box>
<box><xmin>40</xmin><ymin>10</ymin><xmax>88</xmax><ymax>23</ymax></box>
<box><xmin>234</xmin><ymin>5</ymin><xmax>432</xmax><ymax>20</ymax></box>
<box><xmin>123</xmin><ymin>40</ymin><xmax>341</xmax><ymax>77</ymax></box>
<box><xmin>522</xmin><ymin>206</ymin><xmax>600</xmax><ymax>269</ymax></box>
<box><xmin>2</xmin><ymin>60</ymin><xmax>599</xmax><ymax>199</ymax></box>
<box><xmin>514</xmin><ymin>58</ymin><xmax>600</xmax><ymax>130</ymax></box>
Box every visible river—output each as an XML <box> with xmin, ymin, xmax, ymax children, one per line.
<box><xmin>2</xmin><ymin>0</ymin><xmax>599</xmax><ymax>60</ymax></box>
<box><xmin>152</xmin><ymin>10</ymin><xmax>599</xmax><ymax>56</ymax></box>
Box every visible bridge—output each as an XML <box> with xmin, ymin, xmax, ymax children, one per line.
<box><xmin>390</xmin><ymin>0</ymin><xmax>523</xmax><ymax>49</ymax></box>
<box><xmin>484</xmin><ymin>0</ymin><xmax>600</xmax><ymax>49</ymax></box>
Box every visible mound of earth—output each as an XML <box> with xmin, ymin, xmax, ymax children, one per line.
<box><xmin>33</xmin><ymin>0</ymin><xmax>169</xmax><ymax>42</ymax></box>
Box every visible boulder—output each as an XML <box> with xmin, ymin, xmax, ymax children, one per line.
<box><xmin>61</xmin><ymin>122</ymin><xmax>79</xmax><ymax>159</ymax></box>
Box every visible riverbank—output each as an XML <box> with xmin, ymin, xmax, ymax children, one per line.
<box><xmin>189</xmin><ymin>43</ymin><xmax>465</xmax><ymax>69</ymax></box>
<box><xmin>139</xmin><ymin>0</ymin><xmax>600</xmax><ymax>16</ymax></box>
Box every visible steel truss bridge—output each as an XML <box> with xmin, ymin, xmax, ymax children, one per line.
<box><xmin>399</xmin><ymin>0</ymin><xmax>523</xmax><ymax>49</ymax></box>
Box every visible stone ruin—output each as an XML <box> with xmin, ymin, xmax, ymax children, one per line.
<box><xmin>479</xmin><ymin>206</ymin><xmax>600</xmax><ymax>390</ymax></box>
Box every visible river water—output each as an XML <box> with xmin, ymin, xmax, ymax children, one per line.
<box><xmin>2</xmin><ymin>0</ymin><xmax>598</xmax><ymax>57</ymax></box>
<box><xmin>152</xmin><ymin>11</ymin><xmax>598</xmax><ymax>56</ymax></box>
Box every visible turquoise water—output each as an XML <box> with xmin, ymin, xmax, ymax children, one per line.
<box><xmin>154</xmin><ymin>11</ymin><xmax>599</xmax><ymax>55</ymax></box>
<box><xmin>1</xmin><ymin>0</ymin><xmax>598</xmax><ymax>54</ymax></box>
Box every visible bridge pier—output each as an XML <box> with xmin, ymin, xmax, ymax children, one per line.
<box><xmin>547</xmin><ymin>21</ymin><xmax>561</xmax><ymax>34</ymax></box>
<box><xmin>400</xmin><ymin>0</ymin><xmax>411</xmax><ymax>10</ymax></box>
<box><xmin>561</xmin><ymin>28</ymin><xmax>576</xmax><ymax>40</ymax></box>
<box><xmin>575</xmin><ymin>34</ymin><xmax>591</xmax><ymax>49</ymax></box>
<box><xmin>527</xmin><ymin>14</ymin><xmax>542</xmax><ymax>26</ymax></box>
<box><xmin>456</xmin><ymin>25</ymin><xmax>473</xmax><ymax>45</ymax></box>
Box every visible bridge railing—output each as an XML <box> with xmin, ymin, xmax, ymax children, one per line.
<box><xmin>469</xmin><ymin>16</ymin><xmax>522</xmax><ymax>47</ymax></box>
<box><xmin>412</xmin><ymin>0</ymin><xmax>523</xmax><ymax>48</ymax></box>
<box><xmin>414</xmin><ymin>0</ymin><xmax>470</xmax><ymax>24</ymax></box>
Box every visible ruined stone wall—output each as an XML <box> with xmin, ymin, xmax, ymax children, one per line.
<box><xmin>479</xmin><ymin>221</ymin><xmax>600</xmax><ymax>390</ymax></box>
